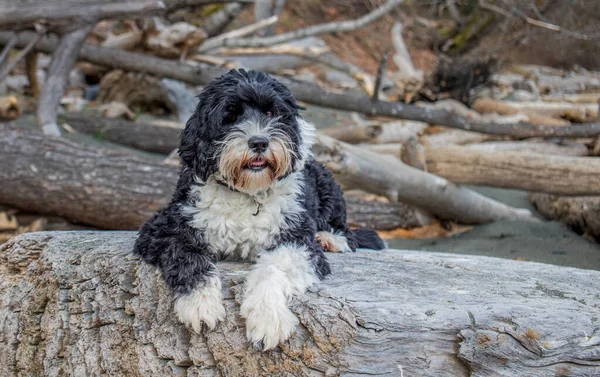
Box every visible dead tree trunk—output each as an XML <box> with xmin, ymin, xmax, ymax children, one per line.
<box><xmin>0</xmin><ymin>126</ymin><xmax>417</xmax><ymax>230</ymax></box>
<box><xmin>1</xmin><ymin>231</ymin><xmax>600</xmax><ymax>376</ymax></box>
<box><xmin>426</xmin><ymin>147</ymin><xmax>600</xmax><ymax>196</ymax></box>
<box><xmin>314</xmin><ymin>134</ymin><xmax>536</xmax><ymax>224</ymax></box>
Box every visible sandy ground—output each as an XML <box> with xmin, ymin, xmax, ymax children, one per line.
<box><xmin>387</xmin><ymin>187</ymin><xmax>600</xmax><ymax>271</ymax></box>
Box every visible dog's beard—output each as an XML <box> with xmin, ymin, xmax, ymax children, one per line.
<box><xmin>218</xmin><ymin>129</ymin><xmax>293</xmax><ymax>193</ymax></box>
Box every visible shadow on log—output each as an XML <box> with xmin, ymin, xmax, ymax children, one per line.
<box><xmin>1</xmin><ymin>232</ymin><xmax>600</xmax><ymax>376</ymax></box>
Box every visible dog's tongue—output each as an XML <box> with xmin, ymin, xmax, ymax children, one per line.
<box><xmin>250</xmin><ymin>157</ymin><xmax>266</xmax><ymax>167</ymax></box>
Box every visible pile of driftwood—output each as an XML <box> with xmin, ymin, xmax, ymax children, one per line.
<box><xmin>0</xmin><ymin>0</ymin><xmax>600</xmax><ymax>241</ymax></box>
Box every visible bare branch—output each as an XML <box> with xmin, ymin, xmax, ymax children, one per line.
<box><xmin>0</xmin><ymin>28</ymin><xmax>44</xmax><ymax>84</ymax></box>
<box><xmin>479</xmin><ymin>0</ymin><xmax>600</xmax><ymax>43</ymax></box>
<box><xmin>301</xmin><ymin>53</ymin><xmax>375</xmax><ymax>95</ymax></box>
<box><xmin>199</xmin><ymin>0</ymin><xmax>403</xmax><ymax>51</ymax></box>
<box><xmin>37</xmin><ymin>24</ymin><xmax>95</xmax><ymax>136</ymax></box>
<box><xmin>372</xmin><ymin>49</ymin><xmax>390</xmax><ymax>101</ymax></box>
<box><xmin>198</xmin><ymin>15</ymin><xmax>279</xmax><ymax>52</ymax></box>
<box><xmin>0</xmin><ymin>32</ymin><xmax>16</xmax><ymax>67</ymax></box>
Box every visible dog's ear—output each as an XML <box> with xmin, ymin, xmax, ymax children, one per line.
<box><xmin>178</xmin><ymin>112</ymin><xmax>215</xmax><ymax>182</ymax></box>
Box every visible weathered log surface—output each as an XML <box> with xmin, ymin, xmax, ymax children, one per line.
<box><xmin>0</xmin><ymin>125</ymin><xmax>177</xmax><ymax>229</ymax></box>
<box><xmin>426</xmin><ymin>147</ymin><xmax>600</xmax><ymax>196</ymax></box>
<box><xmin>1</xmin><ymin>231</ymin><xmax>600</xmax><ymax>376</ymax></box>
<box><xmin>0</xmin><ymin>126</ymin><xmax>415</xmax><ymax>230</ymax></box>
<box><xmin>530</xmin><ymin>193</ymin><xmax>600</xmax><ymax>238</ymax></box>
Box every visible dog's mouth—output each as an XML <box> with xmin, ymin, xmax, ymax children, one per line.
<box><xmin>244</xmin><ymin>156</ymin><xmax>268</xmax><ymax>171</ymax></box>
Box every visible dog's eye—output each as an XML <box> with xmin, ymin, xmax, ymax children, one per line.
<box><xmin>265</xmin><ymin>111</ymin><xmax>273</xmax><ymax>117</ymax></box>
<box><xmin>224</xmin><ymin>106</ymin><xmax>239</xmax><ymax>124</ymax></box>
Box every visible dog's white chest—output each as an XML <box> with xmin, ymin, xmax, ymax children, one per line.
<box><xmin>184</xmin><ymin>174</ymin><xmax>303</xmax><ymax>260</ymax></box>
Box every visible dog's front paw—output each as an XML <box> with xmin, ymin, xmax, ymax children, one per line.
<box><xmin>241</xmin><ymin>297</ymin><xmax>298</xmax><ymax>351</ymax></box>
<box><xmin>174</xmin><ymin>278</ymin><xmax>225</xmax><ymax>333</ymax></box>
<box><xmin>316</xmin><ymin>231</ymin><xmax>351</xmax><ymax>253</ymax></box>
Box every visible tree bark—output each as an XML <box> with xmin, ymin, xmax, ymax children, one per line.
<box><xmin>2</xmin><ymin>231</ymin><xmax>600</xmax><ymax>376</ymax></box>
<box><xmin>426</xmin><ymin>147</ymin><xmax>600</xmax><ymax>196</ymax></box>
<box><xmin>530</xmin><ymin>193</ymin><xmax>600</xmax><ymax>238</ymax></box>
<box><xmin>3</xmin><ymin>30</ymin><xmax>600</xmax><ymax>139</ymax></box>
<box><xmin>0</xmin><ymin>125</ymin><xmax>178</xmax><ymax>229</ymax></box>
<box><xmin>0</xmin><ymin>126</ymin><xmax>419</xmax><ymax>230</ymax></box>
<box><xmin>314</xmin><ymin>134</ymin><xmax>536</xmax><ymax>224</ymax></box>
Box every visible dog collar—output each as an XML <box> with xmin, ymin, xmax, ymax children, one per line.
<box><xmin>213</xmin><ymin>178</ymin><xmax>268</xmax><ymax>216</ymax></box>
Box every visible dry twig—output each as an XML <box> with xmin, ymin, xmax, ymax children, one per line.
<box><xmin>198</xmin><ymin>0</ymin><xmax>403</xmax><ymax>51</ymax></box>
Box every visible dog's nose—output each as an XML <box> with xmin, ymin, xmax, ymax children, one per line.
<box><xmin>248</xmin><ymin>136</ymin><xmax>269</xmax><ymax>153</ymax></box>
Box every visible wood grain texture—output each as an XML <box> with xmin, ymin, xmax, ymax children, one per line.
<box><xmin>1</xmin><ymin>231</ymin><xmax>599</xmax><ymax>376</ymax></box>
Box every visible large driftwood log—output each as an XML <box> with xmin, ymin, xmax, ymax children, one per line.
<box><xmin>0</xmin><ymin>125</ymin><xmax>177</xmax><ymax>229</ymax></box>
<box><xmin>426</xmin><ymin>147</ymin><xmax>600</xmax><ymax>196</ymax></box>
<box><xmin>530</xmin><ymin>193</ymin><xmax>600</xmax><ymax>238</ymax></box>
<box><xmin>0</xmin><ymin>0</ymin><xmax>243</xmax><ymax>29</ymax></box>
<box><xmin>3</xmin><ymin>30</ymin><xmax>600</xmax><ymax>139</ymax></box>
<box><xmin>314</xmin><ymin>134</ymin><xmax>536</xmax><ymax>224</ymax></box>
<box><xmin>0</xmin><ymin>126</ymin><xmax>417</xmax><ymax>230</ymax></box>
<box><xmin>2</xmin><ymin>231</ymin><xmax>600</xmax><ymax>376</ymax></box>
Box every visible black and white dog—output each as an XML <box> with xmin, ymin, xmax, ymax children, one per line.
<box><xmin>134</xmin><ymin>69</ymin><xmax>385</xmax><ymax>350</ymax></box>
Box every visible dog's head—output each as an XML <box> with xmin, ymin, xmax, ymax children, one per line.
<box><xmin>179</xmin><ymin>69</ymin><xmax>315</xmax><ymax>194</ymax></box>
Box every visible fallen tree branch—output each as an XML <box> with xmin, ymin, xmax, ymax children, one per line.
<box><xmin>426</xmin><ymin>147</ymin><xmax>600</xmax><ymax>196</ymax></box>
<box><xmin>314</xmin><ymin>134</ymin><xmax>536</xmax><ymax>224</ymax></box>
<box><xmin>0</xmin><ymin>0</ymin><xmax>246</xmax><ymax>29</ymax></box>
<box><xmin>301</xmin><ymin>52</ymin><xmax>375</xmax><ymax>95</ymax></box>
<box><xmin>0</xmin><ymin>32</ymin><xmax>15</xmax><ymax>67</ymax></box>
<box><xmin>4</xmin><ymin>30</ymin><xmax>600</xmax><ymax>139</ymax></box>
<box><xmin>0</xmin><ymin>27</ymin><xmax>44</xmax><ymax>84</ymax></box>
<box><xmin>198</xmin><ymin>15</ymin><xmax>279</xmax><ymax>52</ymax></box>
<box><xmin>479</xmin><ymin>0</ymin><xmax>600</xmax><ymax>43</ymax></box>
<box><xmin>4</xmin><ymin>231</ymin><xmax>599</xmax><ymax>376</ymax></box>
<box><xmin>198</xmin><ymin>0</ymin><xmax>403</xmax><ymax>51</ymax></box>
<box><xmin>37</xmin><ymin>24</ymin><xmax>95</xmax><ymax>136</ymax></box>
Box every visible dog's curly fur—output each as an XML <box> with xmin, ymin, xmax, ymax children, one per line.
<box><xmin>134</xmin><ymin>69</ymin><xmax>385</xmax><ymax>350</ymax></box>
